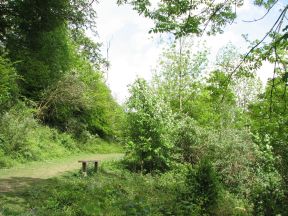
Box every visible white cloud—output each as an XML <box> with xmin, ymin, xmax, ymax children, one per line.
<box><xmin>256</xmin><ymin>61</ymin><xmax>274</xmax><ymax>85</ymax></box>
<box><xmin>95</xmin><ymin>0</ymin><xmax>163</xmax><ymax>103</ymax></box>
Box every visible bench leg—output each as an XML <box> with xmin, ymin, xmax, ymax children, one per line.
<box><xmin>82</xmin><ymin>162</ymin><xmax>87</xmax><ymax>177</ymax></box>
<box><xmin>94</xmin><ymin>161</ymin><xmax>98</xmax><ymax>173</ymax></box>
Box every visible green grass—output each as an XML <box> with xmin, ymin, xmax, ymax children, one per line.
<box><xmin>79</xmin><ymin>139</ymin><xmax>124</xmax><ymax>154</ymax></box>
<box><xmin>0</xmin><ymin>161</ymin><xmax>252</xmax><ymax>216</ymax></box>
<box><xmin>0</xmin><ymin>161</ymin><xmax>184</xmax><ymax>216</ymax></box>
<box><xmin>0</xmin><ymin>153</ymin><xmax>123</xmax><ymax>180</ymax></box>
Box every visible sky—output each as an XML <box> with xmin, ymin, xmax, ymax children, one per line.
<box><xmin>93</xmin><ymin>0</ymin><xmax>286</xmax><ymax>103</ymax></box>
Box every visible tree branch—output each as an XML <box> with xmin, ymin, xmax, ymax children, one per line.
<box><xmin>242</xmin><ymin>0</ymin><xmax>279</xmax><ymax>23</ymax></box>
<box><xmin>226</xmin><ymin>5</ymin><xmax>288</xmax><ymax>82</ymax></box>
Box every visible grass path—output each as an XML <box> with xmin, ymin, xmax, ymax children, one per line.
<box><xmin>0</xmin><ymin>153</ymin><xmax>123</xmax><ymax>193</ymax></box>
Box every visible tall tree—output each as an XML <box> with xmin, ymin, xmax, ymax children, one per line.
<box><xmin>0</xmin><ymin>0</ymin><xmax>99</xmax><ymax>99</ymax></box>
<box><xmin>153</xmin><ymin>39</ymin><xmax>209</xmax><ymax>113</ymax></box>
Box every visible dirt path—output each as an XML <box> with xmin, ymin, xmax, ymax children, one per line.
<box><xmin>0</xmin><ymin>153</ymin><xmax>123</xmax><ymax>193</ymax></box>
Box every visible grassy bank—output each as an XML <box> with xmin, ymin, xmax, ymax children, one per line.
<box><xmin>0</xmin><ymin>103</ymin><xmax>123</xmax><ymax>169</ymax></box>
<box><xmin>0</xmin><ymin>136</ymin><xmax>123</xmax><ymax>169</ymax></box>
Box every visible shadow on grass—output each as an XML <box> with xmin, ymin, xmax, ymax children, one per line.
<box><xmin>0</xmin><ymin>177</ymin><xmax>55</xmax><ymax>215</ymax></box>
<box><xmin>0</xmin><ymin>177</ymin><xmax>46</xmax><ymax>193</ymax></box>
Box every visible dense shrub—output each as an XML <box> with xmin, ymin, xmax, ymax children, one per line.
<box><xmin>250</xmin><ymin>78</ymin><xmax>288</xmax><ymax>197</ymax></box>
<box><xmin>204</xmin><ymin>128</ymin><xmax>259</xmax><ymax>194</ymax></box>
<box><xmin>213</xmin><ymin>191</ymin><xmax>252</xmax><ymax>215</ymax></box>
<box><xmin>178</xmin><ymin>159</ymin><xmax>221</xmax><ymax>215</ymax></box>
<box><xmin>174</xmin><ymin>116</ymin><xmax>206</xmax><ymax>164</ymax></box>
<box><xmin>251</xmin><ymin>172</ymin><xmax>286</xmax><ymax>215</ymax></box>
<box><xmin>174</xmin><ymin>122</ymin><xmax>260</xmax><ymax>196</ymax></box>
<box><xmin>37</xmin><ymin>62</ymin><xmax>124</xmax><ymax>139</ymax></box>
<box><xmin>124</xmin><ymin>79</ymin><xmax>176</xmax><ymax>173</ymax></box>
<box><xmin>38</xmin><ymin>73</ymin><xmax>87</xmax><ymax>134</ymax></box>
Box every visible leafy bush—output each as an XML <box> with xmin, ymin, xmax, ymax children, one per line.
<box><xmin>249</xmin><ymin>77</ymin><xmax>288</xmax><ymax>195</ymax></box>
<box><xmin>178</xmin><ymin>159</ymin><xmax>221</xmax><ymax>215</ymax></box>
<box><xmin>214</xmin><ymin>191</ymin><xmax>251</xmax><ymax>216</ymax></box>
<box><xmin>124</xmin><ymin>78</ymin><xmax>176</xmax><ymax>173</ymax></box>
<box><xmin>174</xmin><ymin>122</ymin><xmax>260</xmax><ymax>196</ymax></box>
<box><xmin>37</xmin><ymin>63</ymin><xmax>124</xmax><ymax>140</ymax></box>
<box><xmin>174</xmin><ymin>116</ymin><xmax>206</xmax><ymax>163</ymax></box>
<box><xmin>0</xmin><ymin>102</ymin><xmax>37</xmax><ymax>155</ymax></box>
<box><xmin>38</xmin><ymin>73</ymin><xmax>87</xmax><ymax>134</ymax></box>
<box><xmin>251</xmin><ymin>172</ymin><xmax>286</xmax><ymax>215</ymax></box>
<box><xmin>205</xmin><ymin>128</ymin><xmax>259</xmax><ymax>194</ymax></box>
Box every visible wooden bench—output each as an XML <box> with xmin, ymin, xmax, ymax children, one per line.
<box><xmin>78</xmin><ymin>160</ymin><xmax>99</xmax><ymax>176</ymax></box>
